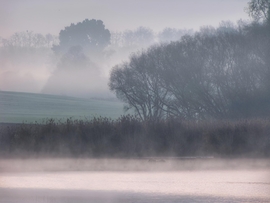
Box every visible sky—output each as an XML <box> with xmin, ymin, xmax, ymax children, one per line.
<box><xmin>1</xmin><ymin>0</ymin><xmax>250</xmax><ymax>38</ymax></box>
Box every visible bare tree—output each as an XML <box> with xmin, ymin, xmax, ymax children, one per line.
<box><xmin>109</xmin><ymin>45</ymin><xmax>168</xmax><ymax>121</ymax></box>
<box><xmin>109</xmin><ymin>20</ymin><xmax>270</xmax><ymax>120</ymax></box>
<box><xmin>247</xmin><ymin>0</ymin><xmax>270</xmax><ymax>22</ymax></box>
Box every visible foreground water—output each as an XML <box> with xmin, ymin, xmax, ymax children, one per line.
<box><xmin>0</xmin><ymin>159</ymin><xmax>269</xmax><ymax>203</ymax></box>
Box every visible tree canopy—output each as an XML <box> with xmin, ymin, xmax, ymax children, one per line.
<box><xmin>53</xmin><ymin>19</ymin><xmax>111</xmax><ymax>55</ymax></box>
<box><xmin>109</xmin><ymin>22</ymin><xmax>270</xmax><ymax>121</ymax></box>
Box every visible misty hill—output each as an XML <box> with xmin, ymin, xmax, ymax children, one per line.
<box><xmin>0</xmin><ymin>91</ymin><xmax>125</xmax><ymax>123</ymax></box>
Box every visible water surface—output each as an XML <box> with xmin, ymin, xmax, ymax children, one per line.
<box><xmin>0</xmin><ymin>159</ymin><xmax>270</xmax><ymax>202</ymax></box>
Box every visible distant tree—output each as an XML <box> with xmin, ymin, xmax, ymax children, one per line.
<box><xmin>45</xmin><ymin>34</ymin><xmax>59</xmax><ymax>48</ymax></box>
<box><xmin>106</xmin><ymin>28</ymin><xmax>156</xmax><ymax>71</ymax></box>
<box><xmin>58</xmin><ymin>45</ymin><xmax>89</xmax><ymax>69</ymax></box>
<box><xmin>52</xmin><ymin>19</ymin><xmax>111</xmax><ymax>55</ymax></box>
<box><xmin>0</xmin><ymin>31</ymin><xmax>56</xmax><ymax>68</ymax></box>
<box><xmin>158</xmin><ymin>28</ymin><xmax>193</xmax><ymax>43</ymax></box>
<box><xmin>1</xmin><ymin>31</ymin><xmax>57</xmax><ymax>49</ymax></box>
<box><xmin>110</xmin><ymin>31</ymin><xmax>124</xmax><ymax>48</ymax></box>
<box><xmin>122</xmin><ymin>27</ymin><xmax>155</xmax><ymax>47</ymax></box>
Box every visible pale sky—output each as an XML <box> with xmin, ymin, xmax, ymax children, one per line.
<box><xmin>1</xmin><ymin>0</ymin><xmax>250</xmax><ymax>38</ymax></box>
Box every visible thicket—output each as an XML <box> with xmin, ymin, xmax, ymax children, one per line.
<box><xmin>0</xmin><ymin>116</ymin><xmax>269</xmax><ymax>158</ymax></box>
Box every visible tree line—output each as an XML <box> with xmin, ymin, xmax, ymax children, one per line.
<box><xmin>0</xmin><ymin>21</ymin><xmax>191</xmax><ymax>60</ymax></box>
<box><xmin>109</xmin><ymin>1</ymin><xmax>270</xmax><ymax>121</ymax></box>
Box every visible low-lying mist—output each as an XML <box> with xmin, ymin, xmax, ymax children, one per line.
<box><xmin>1</xmin><ymin>158</ymin><xmax>269</xmax><ymax>173</ymax></box>
<box><xmin>0</xmin><ymin>47</ymin><xmax>52</xmax><ymax>93</ymax></box>
<box><xmin>0</xmin><ymin>26</ymin><xmax>192</xmax><ymax>98</ymax></box>
<box><xmin>41</xmin><ymin>59</ymin><xmax>112</xmax><ymax>99</ymax></box>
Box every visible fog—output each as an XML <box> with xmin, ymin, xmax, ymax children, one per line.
<box><xmin>0</xmin><ymin>158</ymin><xmax>269</xmax><ymax>202</ymax></box>
<box><xmin>41</xmin><ymin>51</ymin><xmax>111</xmax><ymax>98</ymax></box>
<box><xmin>1</xmin><ymin>2</ymin><xmax>270</xmax><ymax>202</ymax></box>
<box><xmin>0</xmin><ymin>0</ymin><xmax>250</xmax><ymax>99</ymax></box>
<box><xmin>0</xmin><ymin>57</ymin><xmax>51</xmax><ymax>93</ymax></box>
<box><xmin>1</xmin><ymin>158</ymin><xmax>270</xmax><ymax>172</ymax></box>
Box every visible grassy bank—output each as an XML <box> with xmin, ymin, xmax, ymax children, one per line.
<box><xmin>1</xmin><ymin>116</ymin><xmax>270</xmax><ymax>158</ymax></box>
<box><xmin>0</xmin><ymin>91</ymin><xmax>125</xmax><ymax>123</ymax></box>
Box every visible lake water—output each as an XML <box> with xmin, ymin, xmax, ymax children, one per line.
<box><xmin>0</xmin><ymin>159</ymin><xmax>270</xmax><ymax>203</ymax></box>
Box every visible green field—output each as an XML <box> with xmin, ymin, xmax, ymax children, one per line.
<box><xmin>0</xmin><ymin>91</ymin><xmax>126</xmax><ymax>123</ymax></box>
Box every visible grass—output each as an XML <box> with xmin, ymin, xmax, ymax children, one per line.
<box><xmin>1</xmin><ymin>91</ymin><xmax>270</xmax><ymax>158</ymax></box>
<box><xmin>0</xmin><ymin>91</ymin><xmax>126</xmax><ymax>123</ymax></box>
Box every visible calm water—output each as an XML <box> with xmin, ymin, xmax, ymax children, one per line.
<box><xmin>1</xmin><ymin>170</ymin><xmax>270</xmax><ymax>203</ymax></box>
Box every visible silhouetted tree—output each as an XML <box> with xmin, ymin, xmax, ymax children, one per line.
<box><xmin>53</xmin><ymin>19</ymin><xmax>111</xmax><ymax>56</ymax></box>
<box><xmin>109</xmin><ymin>22</ymin><xmax>270</xmax><ymax>120</ymax></box>
<box><xmin>109</xmin><ymin>45</ymin><xmax>168</xmax><ymax>121</ymax></box>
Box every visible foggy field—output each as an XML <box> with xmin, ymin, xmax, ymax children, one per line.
<box><xmin>0</xmin><ymin>91</ymin><xmax>125</xmax><ymax>123</ymax></box>
<box><xmin>0</xmin><ymin>158</ymin><xmax>269</xmax><ymax>203</ymax></box>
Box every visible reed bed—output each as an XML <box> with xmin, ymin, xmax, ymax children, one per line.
<box><xmin>1</xmin><ymin>116</ymin><xmax>270</xmax><ymax>158</ymax></box>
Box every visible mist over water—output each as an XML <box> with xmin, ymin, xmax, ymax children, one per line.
<box><xmin>0</xmin><ymin>158</ymin><xmax>270</xmax><ymax>203</ymax></box>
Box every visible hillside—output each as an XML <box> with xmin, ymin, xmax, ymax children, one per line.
<box><xmin>0</xmin><ymin>91</ymin><xmax>126</xmax><ymax>123</ymax></box>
